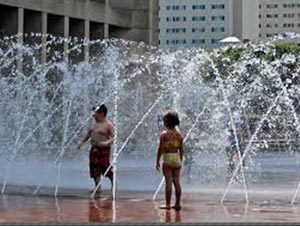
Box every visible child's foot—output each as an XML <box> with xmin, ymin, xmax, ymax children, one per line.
<box><xmin>171</xmin><ymin>205</ymin><xmax>181</xmax><ymax>211</ymax></box>
<box><xmin>159</xmin><ymin>205</ymin><xmax>171</xmax><ymax>210</ymax></box>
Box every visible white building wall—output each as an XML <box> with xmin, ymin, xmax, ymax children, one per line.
<box><xmin>159</xmin><ymin>0</ymin><xmax>231</xmax><ymax>48</ymax></box>
<box><xmin>159</xmin><ymin>0</ymin><xmax>300</xmax><ymax>48</ymax></box>
<box><xmin>259</xmin><ymin>0</ymin><xmax>300</xmax><ymax>39</ymax></box>
<box><xmin>241</xmin><ymin>0</ymin><xmax>260</xmax><ymax>41</ymax></box>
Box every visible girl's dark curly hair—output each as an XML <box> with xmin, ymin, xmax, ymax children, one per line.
<box><xmin>163</xmin><ymin>110</ymin><xmax>180</xmax><ymax>129</ymax></box>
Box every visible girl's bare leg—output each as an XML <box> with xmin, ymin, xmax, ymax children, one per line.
<box><xmin>172</xmin><ymin>167</ymin><xmax>182</xmax><ymax>211</ymax></box>
<box><xmin>160</xmin><ymin>164</ymin><xmax>172</xmax><ymax>209</ymax></box>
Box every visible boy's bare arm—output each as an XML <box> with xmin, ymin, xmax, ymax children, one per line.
<box><xmin>77</xmin><ymin>129</ymin><xmax>92</xmax><ymax>149</ymax></box>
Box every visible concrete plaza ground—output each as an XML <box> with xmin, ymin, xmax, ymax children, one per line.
<box><xmin>1</xmin><ymin>188</ymin><xmax>300</xmax><ymax>223</ymax></box>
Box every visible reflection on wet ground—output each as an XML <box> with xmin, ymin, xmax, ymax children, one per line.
<box><xmin>1</xmin><ymin>191</ymin><xmax>300</xmax><ymax>223</ymax></box>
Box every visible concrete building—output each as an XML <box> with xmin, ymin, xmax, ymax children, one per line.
<box><xmin>259</xmin><ymin>0</ymin><xmax>300</xmax><ymax>39</ymax></box>
<box><xmin>159</xmin><ymin>0</ymin><xmax>300</xmax><ymax>49</ymax></box>
<box><xmin>1</xmin><ymin>0</ymin><xmax>300</xmax><ymax>51</ymax></box>
<box><xmin>159</xmin><ymin>0</ymin><xmax>232</xmax><ymax>48</ymax></box>
<box><xmin>232</xmin><ymin>0</ymin><xmax>260</xmax><ymax>42</ymax></box>
<box><xmin>0</xmin><ymin>0</ymin><xmax>159</xmax><ymax>66</ymax></box>
<box><xmin>234</xmin><ymin>0</ymin><xmax>300</xmax><ymax>41</ymax></box>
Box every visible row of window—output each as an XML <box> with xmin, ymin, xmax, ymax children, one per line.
<box><xmin>165</xmin><ymin>39</ymin><xmax>221</xmax><ymax>45</ymax></box>
<box><xmin>259</xmin><ymin>31</ymin><xmax>300</xmax><ymax>38</ymax></box>
<box><xmin>265</xmin><ymin>33</ymin><xmax>278</xmax><ymax>37</ymax></box>
<box><xmin>166</xmin><ymin>16</ymin><xmax>225</xmax><ymax>22</ymax></box>
<box><xmin>261</xmin><ymin>3</ymin><xmax>300</xmax><ymax>8</ymax></box>
<box><xmin>259</xmin><ymin>33</ymin><xmax>292</xmax><ymax>38</ymax></box>
<box><xmin>260</xmin><ymin>23</ymin><xmax>300</xmax><ymax>28</ymax></box>
<box><xmin>260</xmin><ymin>13</ymin><xmax>300</xmax><ymax>18</ymax></box>
<box><xmin>166</xmin><ymin>5</ymin><xmax>186</xmax><ymax>11</ymax></box>
<box><xmin>266</xmin><ymin>4</ymin><xmax>278</xmax><ymax>8</ymax></box>
<box><xmin>166</xmin><ymin>4</ymin><xmax>225</xmax><ymax>11</ymax></box>
<box><xmin>165</xmin><ymin>27</ymin><xmax>225</xmax><ymax>33</ymax></box>
<box><xmin>283</xmin><ymin>23</ymin><xmax>300</xmax><ymax>28</ymax></box>
<box><xmin>283</xmin><ymin>3</ymin><xmax>300</xmax><ymax>8</ymax></box>
<box><xmin>166</xmin><ymin>3</ymin><xmax>300</xmax><ymax>11</ymax></box>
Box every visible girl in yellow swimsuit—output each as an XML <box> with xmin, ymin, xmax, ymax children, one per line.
<box><xmin>156</xmin><ymin>110</ymin><xmax>183</xmax><ymax>211</ymax></box>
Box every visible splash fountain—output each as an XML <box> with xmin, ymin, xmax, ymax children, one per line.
<box><xmin>1</xmin><ymin>33</ymin><xmax>300</xmax><ymax>215</ymax></box>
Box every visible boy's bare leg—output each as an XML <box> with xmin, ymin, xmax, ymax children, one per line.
<box><xmin>94</xmin><ymin>177</ymin><xmax>101</xmax><ymax>193</ymax></box>
<box><xmin>108</xmin><ymin>171</ymin><xmax>114</xmax><ymax>199</ymax></box>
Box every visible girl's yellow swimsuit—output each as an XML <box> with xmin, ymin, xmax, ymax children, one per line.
<box><xmin>163</xmin><ymin>138</ymin><xmax>181</xmax><ymax>168</ymax></box>
<box><xmin>163</xmin><ymin>153</ymin><xmax>181</xmax><ymax>168</ymax></box>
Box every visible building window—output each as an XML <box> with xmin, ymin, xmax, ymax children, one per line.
<box><xmin>192</xmin><ymin>39</ymin><xmax>205</xmax><ymax>44</ymax></box>
<box><xmin>166</xmin><ymin>5</ymin><xmax>187</xmax><ymax>11</ymax></box>
<box><xmin>192</xmin><ymin>4</ymin><xmax>206</xmax><ymax>10</ymax></box>
<box><xmin>283</xmin><ymin>23</ymin><xmax>294</xmax><ymax>28</ymax></box>
<box><xmin>283</xmin><ymin>13</ymin><xmax>295</xmax><ymax>18</ymax></box>
<box><xmin>266</xmin><ymin>14</ymin><xmax>278</xmax><ymax>18</ymax></box>
<box><xmin>283</xmin><ymin>3</ymin><xmax>295</xmax><ymax>8</ymax></box>
<box><xmin>166</xmin><ymin>28</ymin><xmax>186</xmax><ymax>33</ymax></box>
<box><xmin>192</xmin><ymin>16</ymin><xmax>206</xmax><ymax>21</ymax></box>
<box><xmin>212</xmin><ymin>15</ymin><xmax>225</xmax><ymax>21</ymax></box>
<box><xmin>192</xmin><ymin>27</ymin><xmax>205</xmax><ymax>33</ymax></box>
<box><xmin>211</xmin><ymin>39</ymin><xmax>220</xmax><ymax>44</ymax></box>
<box><xmin>175</xmin><ymin>39</ymin><xmax>186</xmax><ymax>44</ymax></box>
<box><xmin>167</xmin><ymin>39</ymin><xmax>187</xmax><ymax>45</ymax></box>
<box><xmin>166</xmin><ymin>16</ymin><xmax>187</xmax><ymax>22</ymax></box>
<box><xmin>212</xmin><ymin>4</ymin><xmax>225</xmax><ymax>9</ymax></box>
<box><xmin>266</xmin><ymin>4</ymin><xmax>278</xmax><ymax>8</ymax></box>
<box><xmin>211</xmin><ymin>27</ymin><xmax>225</xmax><ymax>32</ymax></box>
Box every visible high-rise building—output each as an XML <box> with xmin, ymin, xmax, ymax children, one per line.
<box><xmin>1</xmin><ymin>0</ymin><xmax>299</xmax><ymax>50</ymax></box>
<box><xmin>159</xmin><ymin>0</ymin><xmax>300</xmax><ymax>48</ymax></box>
<box><xmin>159</xmin><ymin>0</ymin><xmax>232</xmax><ymax>48</ymax></box>
<box><xmin>259</xmin><ymin>0</ymin><xmax>300</xmax><ymax>39</ymax></box>
<box><xmin>232</xmin><ymin>0</ymin><xmax>260</xmax><ymax>43</ymax></box>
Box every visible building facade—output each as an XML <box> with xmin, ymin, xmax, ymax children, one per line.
<box><xmin>259</xmin><ymin>0</ymin><xmax>300</xmax><ymax>39</ymax></box>
<box><xmin>159</xmin><ymin>0</ymin><xmax>232</xmax><ymax>48</ymax></box>
<box><xmin>0</xmin><ymin>0</ymin><xmax>159</xmax><ymax>48</ymax></box>
<box><xmin>0</xmin><ymin>0</ymin><xmax>159</xmax><ymax>70</ymax></box>
<box><xmin>159</xmin><ymin>0</ymin><xmax>300</xmax><ymax>49</ymax></box>
<box><xmin>1</xmin><ymin>0</ymin><xmax>300</xmax><ymax>50</ymax></box>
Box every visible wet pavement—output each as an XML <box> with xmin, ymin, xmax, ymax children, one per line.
<box><xmin>2</xmin><ymin>151</ymin><xmax>300</xmax><ymax>223</ymax></box>
<box><xmin>1</xmin><ymin>189</ymin><xmax>300</xmax><ymax>223</ymax></box>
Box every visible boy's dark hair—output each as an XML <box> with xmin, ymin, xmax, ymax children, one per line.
<box><xmin>163</xmin><ymin>110</ymin><xmax>180</xmax><ymax>128</ymax></box>
<box><xmin>93</xmin><ymin>104</ymin><xmax>108</xmax><ymax>117</ymax></box>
